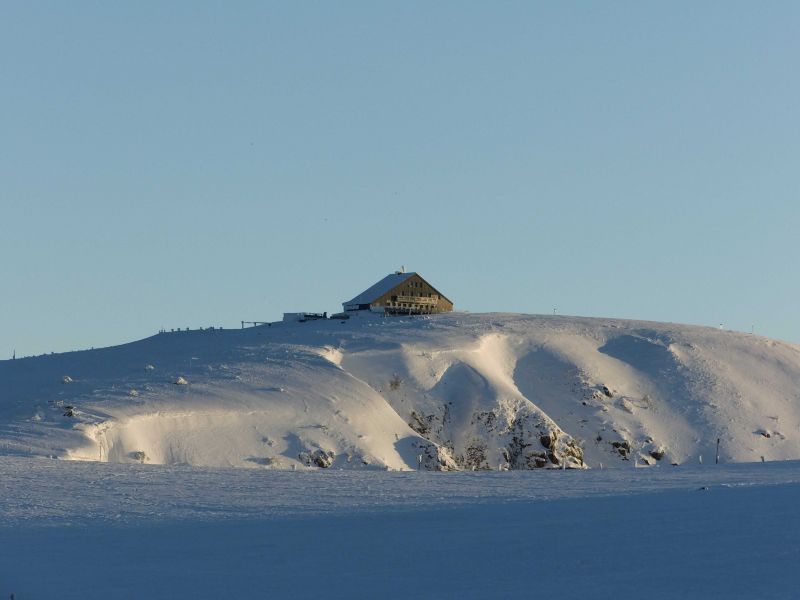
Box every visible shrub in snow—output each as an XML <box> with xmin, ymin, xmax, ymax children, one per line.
<box><xmin>389</xmin><ymin>373</ymin><xmax>402</xmax><ymax>390</ymax></box>
<box><xmin>130</xmin><ymin>450</ymin><xmax>147</xmax><ymax>464</ymax></box>
<box><xmin>534</xmin><ymin>429</ymin><xmax>583</xmax><ymax>468</ymax></box>
<box><xmin>174</xmin><ymin>376</ymin><xmax>188</xmax><ymax>385</ymax></box>
<box><xmin>408</xmin><ymin>410</ymin><xmax>431</xmax><ymax>435</ymax></box>
<box><xmin>63</xmin><ymin>405</ymin><xmax>76</xmax><ymax>417</ymax></box>
<box><xmin>611</xmin><ymin>440</ymin><xmax>631</xmax><ymax>459</ymax></box>
<box><xmin>313</xmin><ymin>450</ymin><xmax>335</xmax><ymax>468</ymax></box>
<box><xmin>563</xmin><ymin>438</ymin><xmax>585</xmax><ymax>467</ymax></box>
<box><xmin>299</xmin><ymin>449</ymin><xmax>335</xmax><ymax>468</ymax></box>
<box><xmin>129</xmin><ymin>389</ymin><xmax>139</xmax><ymax>397</ymax></box>
<box><xmin>62</xmin><ymin>375</ymin><xmax>73</xmax><ymax>384</ymax></box>
<box><xmin>413</xmin><ymin>441</ymin><xmax>458</xmax><ymax>471</ymax></box>
<box><xmin>462</xmin><ymin>442</ymin><xmax>490</xmax><ymax>470</ymax></box>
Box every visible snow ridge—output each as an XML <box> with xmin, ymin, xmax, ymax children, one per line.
<box><xmin>2</xmin><ymin>312</ymin><xmax>799</xmax><ymax>470</ymax></box>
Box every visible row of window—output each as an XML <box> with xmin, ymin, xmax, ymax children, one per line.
<box><xmin>393</xmin><ymin>293</ymin><xmax>436</xmax><ymax>299</ymax></box>
<box><xmin>386</xmin><ymin>301</ymin><xmax>435</xmax><ymax>308</ymax></box>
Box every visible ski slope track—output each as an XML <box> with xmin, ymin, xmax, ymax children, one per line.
<box><xmin>2</xmin><ymin>312</ymin><xmax>800</xmax><ymax>470</ymax></box>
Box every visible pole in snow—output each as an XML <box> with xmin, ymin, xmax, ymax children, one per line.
<box><xmin>716</xmin><ymin>438</ymin><xmax>720</xmax><ymax>464</ymax></box>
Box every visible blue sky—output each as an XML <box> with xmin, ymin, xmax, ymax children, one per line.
<box><xmin>2</xmin><ymin>2</ymin><xmax>799</xmax><ymax>357</ymax></box>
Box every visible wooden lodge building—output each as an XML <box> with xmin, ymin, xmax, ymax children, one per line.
<box><xmin>342</xmin><ymin>271</ymin><xmax>453</xmax><ymax>316</ymax></box>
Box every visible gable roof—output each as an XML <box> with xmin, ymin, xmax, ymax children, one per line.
<box><xmin>344</xmin><ymin>272</ymin><xmax>416</xmax><ymax>307</ymax></box>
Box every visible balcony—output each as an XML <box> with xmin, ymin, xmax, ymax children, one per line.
<box><xmin>393</xmin><ymin>295</ymin><xmax>438</xmax><ymax>306</ymax></box>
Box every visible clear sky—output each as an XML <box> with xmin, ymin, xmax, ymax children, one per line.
<box><xmin>2</xmin><ymin>1</ymin><xmax>799</xmax><ymax>358</ymax></box>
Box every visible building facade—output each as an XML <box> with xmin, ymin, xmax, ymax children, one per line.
<box><xmin>343</xmin><ymin>271</ymin><xmax>453</xmax><ymax>315</ymax></box>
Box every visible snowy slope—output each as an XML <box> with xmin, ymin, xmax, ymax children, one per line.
<box><xmin>2</xmin><ymin>311</ymin><xmax>800</xmax><ymax>469</ymax></box>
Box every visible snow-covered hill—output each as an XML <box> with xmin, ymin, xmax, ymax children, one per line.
<box><xmin>2</xmin><ymin>312</ymin><xmax>800</xmax><ymax>470</ymax></box>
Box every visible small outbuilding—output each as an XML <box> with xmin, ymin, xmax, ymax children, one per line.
<box><xmin>343</xmin><ymin>270</ymin><xmax>453</xmax><ymax>315</ymax></box>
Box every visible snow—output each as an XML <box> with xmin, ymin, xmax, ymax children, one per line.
<box><xmin>2</xmin><ymin>311</ymin><xmax>800</xmax><ymax>470</ymax></box>
<box><xmin>2</xmin><ymin>312</ymin><xmax>800</xmax><ymax>597</ymax></box>
<box><xmin>1</xmin><ymin>456</ymin><xmax>799</xmax><ymax>598</ymax></box>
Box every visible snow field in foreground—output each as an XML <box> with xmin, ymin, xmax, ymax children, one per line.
<box><xmin>1</xmin><ymin>457</ymin><xmax>799</xmax><ymax>599</ymax></box>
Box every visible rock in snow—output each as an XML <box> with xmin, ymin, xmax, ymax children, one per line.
<box><xmin>1</xmin><ymin>311</ymin><xmax>799</xmax><ymax>470</ymax></box>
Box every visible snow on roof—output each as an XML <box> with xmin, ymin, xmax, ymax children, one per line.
<box><xmin>344</xmin><ymin>272</ymin><xmax>416</xmax><ymax>307</ymax></box>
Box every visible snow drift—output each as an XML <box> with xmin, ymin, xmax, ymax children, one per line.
<box><xmin>2</xmin><ymin>312</ymin><xmax>799</xmax><ymax>470</ymax></box>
